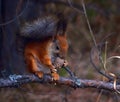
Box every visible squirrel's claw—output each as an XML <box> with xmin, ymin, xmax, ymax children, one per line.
<box><xmin>51</xmin><ymin>72</ymin><xmax>59</xmax><ymax>81</ymax></box>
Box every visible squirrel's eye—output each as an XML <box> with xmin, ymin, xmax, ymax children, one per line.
<box><xmin>55</xmin><ymin>40</ymin><xmax>60</xmax><ymax>50</ymax></box>
<box><xmin>56</xmin><ymin>45</ymin><xmax>60</xmax><ymax>50</ymax></box>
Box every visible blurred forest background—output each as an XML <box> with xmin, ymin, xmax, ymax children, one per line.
<box><xmin>0</xmin><ymin>0</ymin><xmax>120</xmax><ymax>102</ymax></box>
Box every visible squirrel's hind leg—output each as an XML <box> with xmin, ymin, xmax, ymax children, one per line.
<box><xmin>25</xmin><ymin>53</ymin><xmax>44</xmax><ymax>78</ymax></box>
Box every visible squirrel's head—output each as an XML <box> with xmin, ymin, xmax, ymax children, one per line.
<box><xmin>55</xmin><ymin>33</ymin><xmax>68</xmax><ymax>59</ymax></box>
<box><xmin>54</xmin><ymin>13</ymin><xmax>68</xmax><ymax>59</ymax></box>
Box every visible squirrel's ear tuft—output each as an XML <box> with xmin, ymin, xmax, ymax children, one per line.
<box><xmin>56</xmin><ymin>13</ymin><xmax>68</xmax><ymax>36</ymax></box>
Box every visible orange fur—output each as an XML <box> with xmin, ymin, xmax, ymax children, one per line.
<box><xmin>24</xmin><ymin>34</ymin><xmax>68</xmax><ymax>80</ymax></box>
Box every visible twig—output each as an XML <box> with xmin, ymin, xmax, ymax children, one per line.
<box><xmin>0</xmin><ymin>0</ymin><xmax>109</xmax><ymax>26</ymax></box>
<box><xmin>0</xmin><ymin>74</ymin><xmax>120</xmax><ymax>92</ymax></box>
<box><xmin>0</xmin><ymin>0</ymin><xmax>29</xmax><ymax>26</ymax></box>
<box><xmin>68</xmin><ymin>0</ymin><xmax>110</xmax><ymax>80</ymax></box>
<box><xmin>90</xmin><ymin>45</ymin><xmax>113</xmax><ymax>80</ymax></box>
<box><xmin>81</xmin><ymin>0</ymin><xmax>97</xmax><ymax>46</ymax></box>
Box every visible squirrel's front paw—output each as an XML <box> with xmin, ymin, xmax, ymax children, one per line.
<box><xmin>51</xmin><ymin>73</ymin><xmax>59</xmax><ymax>81</ymax></box>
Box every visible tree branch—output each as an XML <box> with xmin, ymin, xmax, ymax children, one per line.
<box><xmin>0</xmin><ymin>74</ymin><xmax>120</xmax><ymax>92</ymax></box>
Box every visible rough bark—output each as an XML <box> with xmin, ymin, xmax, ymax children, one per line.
<box><xmin>0</xmin><ymin>74</ymin><xmax>120</xmax><ymax>92</ymax></box>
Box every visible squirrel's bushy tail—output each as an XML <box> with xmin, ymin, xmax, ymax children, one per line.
<box><xmin>20</xmin><ymin>16</ymin><xmax>57</xmax><ymax>40</ymax></box>
<box><xmin>17</xmin><ymin>13</ymin><xmax>67</xmax><ymax>54</ymax></box>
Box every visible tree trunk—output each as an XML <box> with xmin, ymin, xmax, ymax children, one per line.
<box><xmin>0</xmin><ymin>0</ymin><xmax>45</xmax><ymax>77</ymax></box>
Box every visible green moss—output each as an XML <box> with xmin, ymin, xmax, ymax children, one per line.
<box><xmin>58</xmin><ymin>68</ymin><xmax>67</xmax><ymax>77</ymax></box>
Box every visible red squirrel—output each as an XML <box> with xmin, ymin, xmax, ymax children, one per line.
<box><xmin>20</xmin><ymin>15</ymin><xmax>68</xmax><ymax>80</ymax></box>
